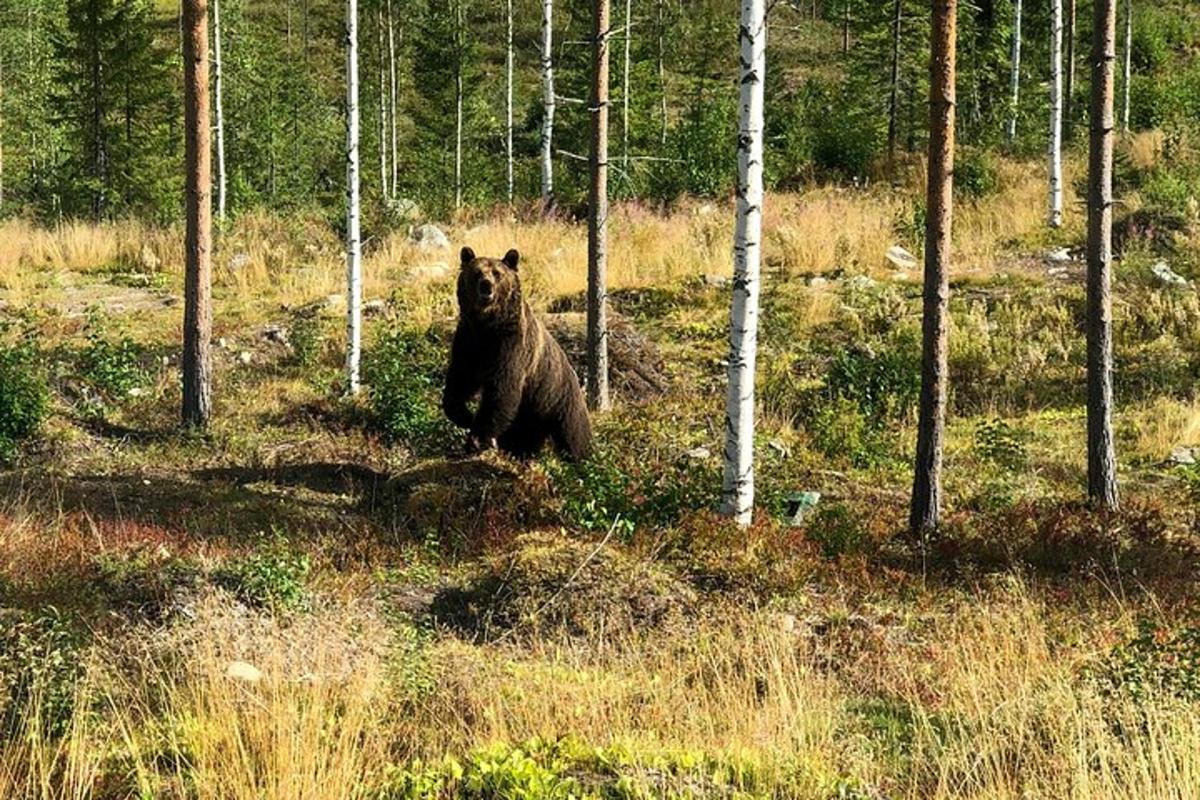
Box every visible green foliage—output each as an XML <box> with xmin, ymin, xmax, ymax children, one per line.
<box><xmin>364</xmin><ymin>326</ymin><xmax>455</xmax><ymax>452</ymax></box>
<box><xmin>1099</xmin><ymin>619</ymin><xmax>1200</xmax><ymax>703</ymax></box>
<box><xmin>288</xmin><ymin>308</ymin><xmax>324</xmax><ymax>368</ymax></box>
<box><xmin>0</xmin><ymin>609</ymin><xmax>85</xmax><ymax>739</ymax></box>
<box><xmin>805</xmin><ymin>503</ymin><xmax>868</xmax><ymax>559</ymax></box>
<box><xmin>215</xmin><ymin>534</ymin><xmax>311</xmax><ymax>613</ymax></box>
<box><xmin>77</xmin><ymin>312</ymin><xmax>150</xmax><ymax>408</ymax></box>
<box><xmin>649</xmin><ymin>94</ymin><xmax>737</xmax><ymax>201</ymax></box>
<box><xmin>0</xmin><ymin>325</ymin><xmax>50</xmax><ymax>463</ymax></box>
<box><xmin>973</xmin><ymin>418</ymin><xmax>1028</xmax><ymax>471</ymax></box>
<box><xmin>955</xmin><ymin>148</ymin><xmax>1000</xmax><ymax>200</ymax></box>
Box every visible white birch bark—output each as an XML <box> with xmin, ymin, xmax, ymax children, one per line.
<box><xmin>454</xmin><ymin>0</ymin><xmax>464</xmax><ymax>212</ymax></box>
<box><xmin>657</xmin><ymin>0</ymin><xmax>667</xmax><ymax>146</ymax></box>
<box><xmin>1049</xmin><ymin>0</ymin><xmax>1064</xmax><ymax>227</ymax></box>
<box><xmin>213</xmin><ymin>0</ymin><xmax>227</xmax><ymax>223</ymax></box>
<box><xmin>0</xmin><ymin>53</ymin><xmax>5</xmax><ymax>212</ymax></box>
<box><xmin>621</xmin><ymin>0</ymin><xmax>631</xmax><ymax>171</ymax></box>
<box><xmin>541</xmin><ymin>0</ymin><xmax>555</xmax><ymax>207</ymax></box>
<box><xmin>1008</xmin><ymin>0</ymin><xmax>1022</xmax><ymax>145</ymax></box>
<box><xmin>721</xmin><ymin>0</ymin><xmax>766</xmax><ymax>526</ymax></box>
<box><xmin>1122</xmin><ymin>0</ymin><xmax>1132</xmax><ymax>133</ymax></box>
<box><xmin>377</xmin><ymin>9</ymin><xmax>388</xmax><ymax>198</ymax></box>
<box><xmin>506</xmin><ymin>0</ymin><xmax>514</xmax><ymax>205</ymax></box>
<box><xmin>387</xmin><ymin>0</ymin><xmax>398</xmax><ymax>198</ymax></box>
<box><xmin>345</xmin><ymin>0</ymin><xmax>362</xmax><ymax>394</ymax></box>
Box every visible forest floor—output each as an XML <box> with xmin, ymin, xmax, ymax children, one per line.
<box><xmin>2</xmin><ymin>150</ymin><xmax>1200</xmax><ymax>798</ymax></box>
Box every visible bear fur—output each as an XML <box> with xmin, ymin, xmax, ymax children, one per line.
<box><xmin>442</xmin><ymin>247</ymin><xmax>593</xmax><ymax>461</ymax></box>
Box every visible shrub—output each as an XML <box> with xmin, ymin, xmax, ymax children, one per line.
<box><xmin>215</xmin><ymin>535</ymin><xmax>311</xmax><ymax>613</ymax></box>
<box><xmin>0</xmin><ymin>325</ymin><xmax>49</xmax><ymax>462</ymax></box>
<box><xmin>805</xmin><ymin>503</ymin><xmax>868</xmax><ymax>559</ymax></box>
<box><xmin>77</xmin><ymin>312</ymin><xmax>151</xmax><ymax>407</ymax></box>
<box><xmin>288</xmin><ymin>307</ymin><xmax>325</xmax><ymax>367</ymax></box>
<box><xmin>973</xmin><ymin>418</ymin><xmax>1029</xmax><ymax>471</ymax></box>
<box><xmin>1099</xmin><ymin>618</ymin><xmax>1200</xmax><ymax>703</ymax></box>
<box><xmin>364</xmin><ymin>326</ymin><xmax>455</xmax><ymax>452</ymax></box>
<box><xmin>955</xmin><ymin>149</ymin><xmax>1000</xmax><ymax>200</ymax></box>
<box><xmin>0</xmin><ymin>609</ymin><xmax>85</xmax><ymax>739</ymax></box>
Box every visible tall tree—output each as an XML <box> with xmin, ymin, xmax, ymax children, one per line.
<box><xmin>345</xmin><ymin>0</ymin><xmax>362</xmax><ymax>394</ymax></box>
<box><xmin>505</xmin><ymin>0</ymin><xmax>514</xmax><ymax>205</ymax></box>
<box><xmin>621</xmin><ymin>0</ymin><xmax>631</xmax><ymax>171</ymax></box>
<box><xmin>1087</xmin><ymin>0</ymin><xmax>1119</xmax><ymax>509</ymax></box>
<box><xmin>1007</xmin><ymin>0</ymin><xmax>1021</xmax><ymax>145</ymax></box>
<box><xmin>541</xmin><ymin>0</ymin><xmax>555</xmax><ymax>208</ymax></box>
<box><xmin>182</xmin><ymin>0</ymin><xmax>213</xmax><ymax>428</ymax></box>
<box><xmin>587</xmin><ymin>0</ymin><xmax>611</xmax><ymax>411</ymax></box>
<box><xmin>454</xmin><ymin>0</ymin><xmax>463</xmax><ymax>211</ymax></box>
<box><xmin>387</xmin><ymin>0</ymin><xmax>398</xmax><ymax>196</ymax></box>
<box><xmin>212</xmin><ymin>0</ymin><xmax>227</xmax><ymax>223</ymax></box>
<box><xmin>377</xmin><ymin>7</ymin><xmax>388</xmax><ymax>197</ymax></box>
<box><xmin>886</xmin><ymin>0</ymin><xmax>901</xmax><ymax>171</ymax></box>
<box><xmin>1049</xmin><ymin>0</ymin><xmax>1063</xmax><ymax>227</ymax></box>
<box><xmin>910</xmin><ymin>0</ymin><xmax>957</xmax><ymax>535</ymax></box>
<box><xmin>1121</xmin><ymin>0</ymin><xmax>1131</xmax><ymax>134</ymax></box>
<box><xmin>721</xmin><ymin>0</ymin><xmax>766</xmax><ymax>527</ymax></box>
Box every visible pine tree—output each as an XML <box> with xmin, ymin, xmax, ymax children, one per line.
<box><xmin>182</xmin><ymin>0</ymin><xmax>212</xmax><ymax>429</ymax></box>
<box><xmin>587</xmin><ymin>0</ymin><xmax>611</xmax><ymax>411</ymax></box>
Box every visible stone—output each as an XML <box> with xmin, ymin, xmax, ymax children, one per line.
<box><xmin>1151</xmin><ymin>260</ymin><xmax>1190</xmax><ymax>288</ymax></box>
<box><xmin>225</xmin><ymin>661</ymin><xmax>262</xmax><ymax>684</ymax></box>
<box><xmin>685</xmin><ymin>446</ymin><xmax>712</xmax><ymax>461</ymax></box>
<box><xmin>238</xmin><ymin>351</ymin><xmax>253</xmax><ymax>365</ymax></box>
<box><xmin>1168</xmin><ymin>447</ymin><xmax>1198</xmax><ymax>466</ymax></box>
<box><xmin>410</xmin><ymin>223</ymin><xmax>450</xmax><ymax>251</ymax></box>
<box><xmin>1044</xmin><ymin>247</ymin><xmax>1073</xmax><ymax>263</ymax></box>
<box><xmin>886</xmin><ymin>245</ymin><xmax>918</xmax><ymax>270</ymax></box>
<box><xmin>702</xmin><ymin>273</ymin><xmax>730</xmax><ymax>288</ymax></box>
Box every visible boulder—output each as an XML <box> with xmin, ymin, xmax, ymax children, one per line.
<box><xmin>410</xmin><ymin>223</ymin><xmax>450</xmax><ymax>251</ymax></box>
<box><xmin>886</xmin><ymin>245</ymin><xmax>918</xmax><ymax>271</ymax></box>
<box><xmin>1151</xmin><ymin>260</ymin><xmax>1190</xmax><ymax>289</ymax></box>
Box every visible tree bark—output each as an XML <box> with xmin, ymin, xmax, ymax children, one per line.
<box><xmin>657</xmin><ymin>0</ymin><xmax>667</xmax><ymax>146</ymax></box>
<box><xmin>1049</xmin><ymin>0</ymin><xmax>1064</xmax><ymax>228</ymax></box>
<box><xmin>182</xmin><ymin>0</ymin><xmax>213</xmax><ymax>428</ymax></box>
<box><xmin>721</xmin><ymin>0</ymin><xmax>766</xmax><ymax>527</ymax></box>
<box><xmin>1122</xmin><ymin>0</ymin><xmax>1132</xmax><ymax>134</ymax></box>
<box><xmin>387</xmin><ymin>0</ymin><xmax>398</xmax><ymax>198</ymax></box>
<box><xmin>345</xmin><ymin>0</ymin><xmax>363</xmax><ymax>394</ymax></box>
<box><xmin>621</xmin><ymin>0</ymin><xmax>632</xmax><ymax>172</ymax></box>
<box><xmin>910</xmin><ymin>0</ymin><xmax>956</xmax><ymax>536</ymax></box>
<box><xmin>454</xmin><ymin>0</ymin><xmax>464</xmax><ymax>212</ymax></box>
<box><xmin>587</xmin><ymin>0</ymin><xmax>611</xmax><ymax>411</ymax></box>
<box><xmin>887</xmin><ymin>0</ymin><xmax>902</xmax><ymax>173</ymax></box>
<box><xmin>842</xmin><ymin>0</ymin><xmax>850</xmax><ymax>56</ymax></box>
<box><xmin>1007</xmin><ymin>0</ymin><xmax>1022</xmax><ymax>146</ymax></box>
<box><xmin>377</xmin><ymin>8</ymin><xmax>389</xmax><ymax>198</ymax></box>
<box><xmin>213</xmin><ymin>0</ymin><xmax>227</xmax><ymax>223</ymax></box>
<box><xmin>0</xmin><ymin>53</ymin><xmax>5</xmax><ymax>213</ymax></box>
<box><xmin>1065</xmin><ymin>0</ymin><xmax>1076</xmax><ymax>138</ymax></box>
<box><xmin>541</xmin><ymin>0</ymin><xmax>556</xmax><ymax>209</ymax></box>
<box><xmin>506</xmin><ymin>0</ymin><xmax>514</xmax><ymax>205</ymax></box>
<box><xmin>1088</xmin><ymin>0</ymin><xmax>1119</xmax><ymax>509</ymax></box>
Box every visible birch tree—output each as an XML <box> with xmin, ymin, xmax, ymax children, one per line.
<box><xmin>910</xmin><ymin>0</ymin><xmax>957</xmax><ymax>535</ymax></box>
<box><xmin>541</xmin><ymin>0</ymin><xmax>556</xmax><ymax>208</ymax></box>
<box><xmin>182</xmin><ymin>0</ymin><xmax>213</xmax><ymax>428</ymax></box>
<box><xmin>1049</xmin><ymin>0</ymin><xmax>1063</xmax><ymax>228</ymax></box>
<box><xmin>1065</xmin><ymin>0</ymin><xmax>1076</xmax><ymax>138</ymax></box>
<box><xmin>886</xmin><ymin>0</ymin><xmax>902</xmax><ymax>171</ymax></box>
<box><xmin>454</xmin><ymin>0</ymin><xmax>464</xmax><ymax>211</ymax></box>
<box><xmin>387</xmin><ymin>0</ymin><xmax>398</xmax><ymax>198</ymax></box>
<box><xmin>345</xmin><ymin>0</ymin><xmax>363</xmax><ymax>394</ymax></box>
<box><xmin>657</xmin><ymin>0</ymin><xmax>667</xmax><ymax>146</ymax></box>
<box><xmin>506</xmin><ymin>0</ymin><xmax>514</xmax><ymax>205</ymax></box>
<box><xmin>621</xmin><ymin>0</ymin><xmax>631</xmax><ymax>171</ymax></box>
<box><xmin>721</xmin><ymin>0</ymin><xmax>766</xmax><ymax>527</ymax></box>
<box><xmin>1007</xmin><ymin>0</ymin><xmax>1022</xmax><ymax>145</ymax></box>
<box><xmin>1122</xmin><ymin>0</ymin><xmax>1132</xmax><ymax>134</ymax></box>
<box><xmin>587</xmin><ymin>0</ymin><xmax>611</xmax><ymax>411</ymax></box>
<box><xmin>1088</xmin><ymin>0</ymin><xmax>1119</xmax><ymax>509</ymax></box>
<box><xmin>212</xmin><ymin>0</ymin><xmax>227</xmax><ymax>223</ymax></box>
<box><xmin>377</xmin><ymin>8</ymin><xmax>389</xmax><ymax>197</ymax></box>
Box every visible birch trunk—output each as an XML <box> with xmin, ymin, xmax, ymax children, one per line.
<box><xmin>721</xmin><ymin>0</ymin><xmax>766</xmax><ymax>526</ymax></box>
<box><xmin>657</xmin><ymin>0</ymin><xmax>667</xmax><ymax>146</ymax></box>
<box><xmin>887</xmin><ymin>0</ymin><xmax>902</xmax><ymax>172</ymax></box>
<box><xmin>506</xmin><ymin>0</ymin><xmax>514</xmax><ymax>205</ymax></box>
<box><xmin>621</xmin><ymin>0</ymin><xmax>631</xmax><ymax>171</ymax></box>
<box><xmin>1122</xmin><ymin>0</ymin><xmax>1132</xmax><ymax>134</ymax></box>
<box><xmin>541</xmin><ymin>0</ymin><xmax>556</xmax><ymax>208</ymax></box>
<box><xmin>454</xmin><ymin>0</ymin><xmax>464</xmax><ymax>212</ymax></box>
<box><xmin>182</xmin><ymin>0</ymin><xmax>213</xmax><ymax>428</ymax></box>
<box><xmin>587</xmin><ymin>0</ymin><xmax>611</xmax><ymax>412</ymax></box>
<box><xmin>1007</xmin><ymin>0</ymin><xmax>1022</xmax><ymax>145</ymax></box>
<box><xmin>377</xmin><ymin>9</ymin><xmax>389</xmax><ymax>198</ymax></box>
<box><xmin>1065</xmin><ymin>0</ymin><xmax>1076</xmax><ymax>138</ymax></box>
<box><xmin>1088</xmin><ymin>0</ymin><xmax>1119</xmax><ymax>509</ymax></box>
<box><xmin>345</xmin><ymin>0</ymin><xmax>363</xmax><ymax>395</ymax></box>
<box><xmin>910</xmin><ymin>0</ymin><xmax>956</xmax><ymax>535</ymax></box>
<box><xmin>387</xmin><ymin>0</ymin><xmax>398</xmax><ymax>199</ymax></box>
<box><xmin>842</xmin><ymin>1</ymin><xmax>850</xmax><ymax>56</ymax></box>
<box><xmin>1049</xmin><ymin>0</ymin><xmax>1064</xmax><ymax>228</ymax></box>
<box><xmin>213</xmin><ymin>0</ymin><xmax>227</xmax><ymax>223</ymax></box>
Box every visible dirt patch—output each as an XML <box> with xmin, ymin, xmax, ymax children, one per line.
<box><xmin>432</xmin><ymin>530</ymin><xmax>696</xmax><ymax>641</ymax></box>
<box><xmin>544</xmin><ymin>312</ymin><xmax>670</xmax><ymax>402</ymax></box>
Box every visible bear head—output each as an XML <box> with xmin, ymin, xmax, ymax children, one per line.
<box><xmin>457</xmin><ymin>247</ymin><xmax>522</xmax><ymax>322</ymax></box>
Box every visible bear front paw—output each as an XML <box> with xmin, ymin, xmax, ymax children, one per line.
<box><xmin>465</xmin><ymin>433</ymin><xmax>498</xmax><ymax>455</ymax></box>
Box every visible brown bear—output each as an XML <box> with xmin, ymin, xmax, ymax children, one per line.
<box><xmin>442</xmin><ymin>247</ymin><xmax>593</xmax><ymax>461</ymax></box>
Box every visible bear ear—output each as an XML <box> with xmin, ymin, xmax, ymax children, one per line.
<box><xmin>460</xmin><ymin>247</ymin><xmax>476</xmax><ymax>268</ymax></box>
<box><xmin>502</xmin><ymin>249</ymin><xmax>520</xmax><ymax>271</ymax></box>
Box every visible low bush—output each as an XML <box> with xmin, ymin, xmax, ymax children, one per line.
<box><xmin>364</xmin><ymin>325</ymin><xmax>455</xmax><ymax>452</ymax></box>
<box><xmin>214</xmin><ymin>534</ymin><xmax>311</xmax><ymax>613</ymax></box>
<box><xmin>0</xmin><ymin>324</ymin><xmax>49</xmax><ymax>462</ymax></box>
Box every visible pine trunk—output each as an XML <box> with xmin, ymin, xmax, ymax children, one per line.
<box><xmin>345</xmin><ymin>0</ymin><xmax>363</xmax><ymax>394</ymax></box>
<box><xmin>1049</xmin><ymin>0</ymin><xmax>1064</xmax><ymax>228</ymax></box>
<box><xmin>541</xmin><ymin>0</ymin><xmax>556</xmax><ymax>208</ymax></box>
<box><xmin>182</xmin><ymin>0</ymin><xmax>213</xmax><ymax>428</ymax></box>
<box><xmin>213</xmin><ymin>0</ymin><xmax>227</xmax><ymax>223</ymax></box>
<box><xmin>1065</xmin><ymin>0</ymin><xmax>1076</xmax><ymax>138</ymax></box>
<box><xmin>887</xmin><ymin>0</ymin><xmax>902</xmax><ymax>172</ymax></box>
<box><xmin>1088</xmin><ymin>0</ymin><xmax>1119</xmax><ymax>509</ymax></box>
<box><xmin>1122</xmin><ymin>0</ymin><xmax>1132</xmax><ymax>134</ymax></box>
<box><xmin>910</xmin><ymin>0</ymin><xmax>957</xmax><ymax>535</ymax></box>
<box><xmin>721</xmin><ymin>0</ymin><xmax>766</xmax><ymax>527</ymax></box>
<box><xmin>506</xmin><ymin>0</ymin><xmax>514</xmax><ymax>205</ymax></box>
<box><xmin>1008</xmin><ymin>0</ymin><xmax>1022</xmax><ymax>145</ymax></box>
<box><xmin>587</xmin><ymin>0</ymin><xmax>611</xmax><ymax>411</ymax></box>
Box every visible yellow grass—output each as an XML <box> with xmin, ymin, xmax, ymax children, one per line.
<box><xmin>1124</xmin><ymin>396</ymin><xmax>1200</xmax><ymax>462</ymax></box>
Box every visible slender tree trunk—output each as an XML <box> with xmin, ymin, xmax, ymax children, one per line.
<box><xmin>377</xmin><ymin>9</ymin><xmax>389</xmax><ymax>198</ymax></box>
<box><xmin>506</xmin><ymin>0</ymin><xmax>514</xmax><ymax>205</ymax></box>
<box><xmin>387</xmin><ymin>0</ymin><xmax>398</xmax><ymax>198</ymax></box>
<box><xmin>213</xmin><ymin>0</ymin><xmax>227</xmax><ymax>223</ymax></box>
<box><xmin>182</xmin><ymin>0</ymin><xmax>213</xmax><ymax>428</ymax></box>
<box><xmin>345</xmin><ymin>0</ymin><xmax>363</xmax><ymax>394</ymax></box>
<box><xmin>910</xmin><ymin>0</ymin><xmax>957</xmax><ymax>536</ymax></box>
<box><xmin>657</xmin><ymin>0</ymin><xmax>667</xmax><ymax>146</ymax></box>
<box><xmin>1122</xmin><ymin>0</ymin><xmax>1132</xmax><ymax>134</ymax></box>
<box><xmin>1049</xmin><ymin>0</ymin><xmax>1064</xmax><ymax>227</ymax></box>
<box><xmin>587</xmin><ymin>0</ymin><xmax>611</xmax><ymax>411</ymax></box>
<box><xmin>842</xmin><ymin>0</ymin><xmax>850</xmax><ymax>56</ymax></box>
<box><xmin>1065</xmin><ymin>0</ymin><xmax>1076</xmax><ymax>138</ymax></box>
<box><xmin>721</xmin><ymin>0</ymin><xmax>766</xmax><ymax>527</ymax></box>
<box><xmin>1088</xmin><ymin>0</ymin><xmax>1119</xmax><ymax>509</ymax></box>
<box><xmin>887</xmin><ymin>0</ymin><xmax>902</xmax><ymax>173</ymax></box>
<box><xmin>621</xmin><ymin>0</ymin><xmax>631</xmax><ymax>172</ymax></box>
<box><xmin>541</xmin><ymin>0</ymin><xmax>556</xmax><ymax>208</ymax></box>
<box><xmin>454</xmin><ymin>0</ymin><xmax>464</xmax><ymax>212</ymax></box>
<box><xmin>0</xmin><ymin>54</ymin><xmax>5</xmax><ymax>213</ymax></box>
<box><xmin>1007</xmin><ymin>0</ymin><xmax>1022</xmax><ymax>146</ymax></box>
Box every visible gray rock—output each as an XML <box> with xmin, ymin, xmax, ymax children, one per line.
<box><xmin>1044</xmin><ymin>247</ymin><xmax>1073</xmax><ymax>263</ymax></box>
<box><xmin>886</xmin><ymin>245</ymin><xmax>918</xmax><ymax>270</ymax></box>
<box><xmin>703</xmin><ymin>273</ymin><xmax>730</xmax><ymax>288</ymax></box>
<box><xmin>1151</xmin><ymin>260</ymin><xmax>1190</xmax><ymax>288</ymax></box>
<box><xmin>685</xmin><ymin>446</ymin><xmax>712</xmax><ymax>461</ymax></box>
<box><xmin>237</xmin><ymin>351</ymin><xmax>253</xmax><ymax>366</ymax></box>
<box><xmin>411</xmin><ymin>223</ymin><xmax>450</xmax><ymax>251</ymax></box>
<box><xmin>1169</xmin><ymin>447</ymin><xmax>1198</xmax><ymax>466</ymax></box>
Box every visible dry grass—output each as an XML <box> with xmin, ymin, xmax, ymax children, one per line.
<box><xmin>1123</xmin><ymin>396</ymin><xmax>1200</xmax><ymax>462</ymax></box>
